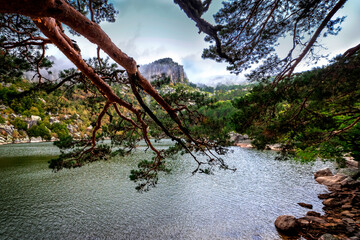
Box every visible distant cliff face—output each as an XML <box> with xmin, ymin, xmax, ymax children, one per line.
<box><xmin>140</xmin><ymin>58</ymin><xmax>188</xmax><ymax>84</ymax></box>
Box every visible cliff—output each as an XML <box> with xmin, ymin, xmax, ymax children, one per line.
<box><xmin>140</xmin><ymin>58</ymin><xmax>188</xmax><ymax>84</ymax></box>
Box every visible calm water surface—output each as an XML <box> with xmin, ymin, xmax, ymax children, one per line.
<box><xmin>0</xmin><ymin>141</ymin><xmax>334</xmax><ymax>240</ymax></box>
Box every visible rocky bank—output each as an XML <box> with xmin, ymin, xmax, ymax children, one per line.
<box><xmin>275</xmin><ymin>166</ymin><xmax>360</xmax><ymax>239</ymax></box>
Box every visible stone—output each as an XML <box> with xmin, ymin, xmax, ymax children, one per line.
<box><xmin>319</xmin><ymin>193</ymin><xmax>332</xmax><ymax>199</ymax></box>
<box><xmin>323</xmin><ymin>222</ymin><xmax>339</xmax><ymax>229</ymax></box>
<box><xmin>304</xmin><ymin>216</ymin><xmax>327</xmax><ymax>225</ymax></box>
<box><xmin>345</xmin><ymin>225</ymin><xmax>356</xmax><ymax>233</ymax></box>
<box><xmin>342</xmin><ymin>217</ymin><xmax>355</xmax><ymax>224</ymax></box>
<box><xmin>351</xmin><ymin>195</ymin><xmax>360</xmax><ymax>206</ymax></box>
<box><xmin>323</xmin><ymin>198</ymin><xmax>342</xmax><ymax>207</ymax></box>
<box><xmin>31</xmin><ymin>115</ymin><xmax>41</xmax><ymax>122</ymax></box>
<box><xmin>298</xmin><ymin>202</ymin><xmax>313</xmax><ymax>209</ymax></box>
<box><xmin>67</xmin><ymin>124</ymin><xmax>74</xmax><ymax>133</ymax></box>
<box><xmin>315</xmin><ymin>168</ymin><xmax>333</xmax><ymax>178</ymax></box>
<box><xmin>337</xmin><ymin>168</ymin><xmax>359</xmax><ymax>179</ymax></box>
<box><xmin>341</xmin><ymin>204</ymin><xmax>353</xmax><ymax>210</ymax></box>
<box><xmin>319</xmin><ymin>233</ymin><xmax>339</xmax><ymax>240</ymax></box>
<box><xmin>306</xmin><ymin>211</ymin><xmax>321</xmax><ymax>217</ymax></box>
<box><xmin>274</xmin><ymin>215</ymin><xmax>299</xmax><ymax>235</ymax></box>
<box><xmin>297</xmin><ymin>218</ymin><xmax>310</xmax><ymax>227</ymax></box>
<box><xmin>316</xmin><ymin>174</ymin><xmax>347</xmax><ymax>187</ymax></box>
<box><xmin>341</xmin><ymin>210</ymin><xmax>355</xmax><ymax>218</ymax></box>
<box><xmin>345</xmin><ymin>159</ymin><xmax>359</xmax><ymax>169</ymax></box>
<box><xmin>339</xmin><ymin>176</ymin><xmax>354</xmax><ymax>186</ymax></box>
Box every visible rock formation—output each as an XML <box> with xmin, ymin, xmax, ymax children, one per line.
<box><xmin>140</xmin><ymin>58</ymin><xmax>188</xmax><ymax>84</ymax></box>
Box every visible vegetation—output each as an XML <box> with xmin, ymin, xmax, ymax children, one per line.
<box><xmin>231</xmin><ymin>53</ymin><xmax>360</xmax><ymax>173</ymax></box>
<box><xmin>0</xmin><ymin>0</ymin><xmax>359</xmax><ymax>191</ymax></box>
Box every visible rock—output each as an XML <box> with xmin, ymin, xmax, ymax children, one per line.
<box><xmin>141</xmin><ymin>58</ymin><xmax>188</xmax><ymax>84</ymax></box>
<box><xmin>319</xmin><ymin>233</ymin><xmax>339</xmax><ymax>240</ymax></box>
<box><xmin>339</xmin><ymin>176</ymin><xmax>355</xmax><ymax>186</ymax></box>
<box><xmin>303</xmin><ymin>216</ymin><xmax>327</xmax><ymax>225</ymax></box>
<box><xmin>274</xmin><ymin>215</ymin><xmax>299</xmax><ymax>235</ymax></box>
<box><xmin>297</xmin><ymin>218</ymin><xmax>310</xmax><ymax>227</ymax></box>
<box><xmin>323</xmin><ymin>198</ymin><xmax>342</xmax><ymax>207</ymax></box>
<box><xmin>342</xmin><ymin>216</ymin><xmax>356</xmax><ymax>223</ymax></box>
<box><xmin>314</xmin><ymin>168</ymin><xmax>333</xmax><ymax>178</ymax></box>
<box><xmin>49</xmin><ymin>117</ymin><xmax>60</xmax><ymax>124</ymax></box>
<box><xmin>298</xmin><ymin>202</ymin><xmax>313</xmax><ymax>209</ymax></box>
<box><xmin>341</xmin><ymin>210</ymin><xmax>355</xmax><ymax>218</ymax></box>
<box><xmin>345</xmin><ymin>224</ymin><xmax>356</xmax><ymax>233</ymax></box>
<box><xmin>229</xmin><ymin>132</ymin><xmax>250</xmax><ymax>143</ymax></box>
<box><xmin>267</xmin><ymin>144</ymin><xmax>283</xmax><ymax>151</ymax></box>
<box><xmin>0</xmin><ymin>124</ymin><xmax>14</xmax><ymax>136</ymax></box>
<box><xmin>67</xmin><ymin>124</ymin><xmax>74</xmax><ymax>133</ymax></box>
<box><xmin>74</xmin><ymin>133</ymin><xmax>81</xmax><ymax>139</ymax></box>
<box><xmin>319</xmin><ymin>193</ymin><xmax>332</xmax><ymax>199</ymax></box>
<box><xmin>316</xmin><ymin>174</ymin><xmax>347</xmax><ymax>187</ymax></box>
<box><xmin>235</xmin><ymin>143</ymin><xmax>253</xmax><ymax>148</ymax></box>
<box><xmin>306</xmin><ymin>211</ymin><xmax>321</xmax><ymax>217</ymax></box>
<box><xmin>31</xmin><ymin>115</ymin><xmax>41</xmax><ymax>122</ymax></box>
<box><xmin>61</xmin><ymin>114</ymin><xmax>70</xmax><ymax>120</ymax></box>
<box><xmin>337</xmin><ymin>168</ymin><xmax>359</xmax><ymax>179</ymax></box>
<box><xmin>345</xmin><ymin>159</ymin><xmax>359</xmax><ymax>169</ymax></box>
<box><xmin>30</xmin><ymin>137</ymin><xmax>42</xmax><ymax>142</ymax></box>
<box><xmin>351</xmin><ymin>195</ymin><xmax>360</xmax><ymax>206</ymax></box>
<box><xmin>341</xmin><ymin>204</ymin><xmax>352</xmax><ymax>210</ymax></box>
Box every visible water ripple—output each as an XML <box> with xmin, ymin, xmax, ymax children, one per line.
<box><xmin>0</xmin><ymin>141</ymin><xmax>333</xmax><ymax>239</ymax></box>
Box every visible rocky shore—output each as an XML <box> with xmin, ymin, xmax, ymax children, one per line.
<box><xmin>275</xmin><ymin>166</ymin><xmax>360</xmax><ymax>239</ymax></box>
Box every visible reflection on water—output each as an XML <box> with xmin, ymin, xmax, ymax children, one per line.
<box><xmin>0</xmin><ymin>141</ymin><xmax>333</xmax><ymax>240</ymax></box>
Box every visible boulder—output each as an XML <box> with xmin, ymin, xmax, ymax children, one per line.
<box><xmin>314</xmin><ymin>168</ymin><xmax>333</xmax><ymax>178</ymax></box>
<box><xmin>306</xmin><ymin>211</ymin><xmax>321</xmax><ymax>217</ymax></box>
<box><xmin>31</xmin><ymin>115</ymin><xmax>41</xmax><ymax>122</ymax></box>
<box><xmin>298</xmin><ymin>202</ymin><xmax>313</xmax><ymax>209</ymax></box>
<box><xmin>345</xmin><ymin>159</ymin><xmax>359</xmax><ymax>169</ymax></box>
<box><xmin>337</xmin><ymin>168</ymin><xmax>359</xmax><ymax>179</ymax></box>
<box><xmin>316</xmin><ymin>174</ymin><xmax>347</xmax><ymax>187</ymax></box>
<box><xmin>274</xmin><ymin>215</ymin><xmax>299</xmax><ymax>235</ymax></box>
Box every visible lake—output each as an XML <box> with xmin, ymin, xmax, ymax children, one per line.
<box><xmin>0</xmin><ymin>141</ymin><xmax>334</xmax><ymax>239</ymax></box>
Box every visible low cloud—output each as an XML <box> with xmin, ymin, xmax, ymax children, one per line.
<box><xmin>181</xmin><ymin>54</ymin><xmax>246</xmax><ymax>85</ymax></box>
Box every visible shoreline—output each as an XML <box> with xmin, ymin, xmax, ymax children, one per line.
<box><xmin>275</xmin><ymin>167</ymin><xmax>360</xmax><ymax>239</ymax></box>
<box><xmin>0</xmin><ymin>139</ymin><xmax>55</xmax><ymax>146</ymax></box>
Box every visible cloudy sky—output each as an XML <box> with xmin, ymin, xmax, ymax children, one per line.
<box><xmin>48</xmin><ymin>0</ymin><xmax>360</xmax><ymax>85</ymax></box>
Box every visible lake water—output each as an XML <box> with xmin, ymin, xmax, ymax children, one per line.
<box><xmin>0</xmin><ymin>141</ymin><xmax>334</xmax><ymax>240</ymax></box>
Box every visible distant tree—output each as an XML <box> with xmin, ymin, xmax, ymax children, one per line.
<box><xmin>27</xmin><ymin>123</ymin><xmax>48</xmax><ymax>140</ymax></box>
<box><xmin>12</xmin><ymin>117</ymin><xmax>28</xmax><ymax>131</ymax></box>
<box><xmin>0</xmin><ymin>53</ymin><xmax>31</xmax><ymax>83</ymax></box>
<box><xmin>50</xmin><ymin>122</ymin><xmax>70</xmax><ymax>140</ymax></box>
